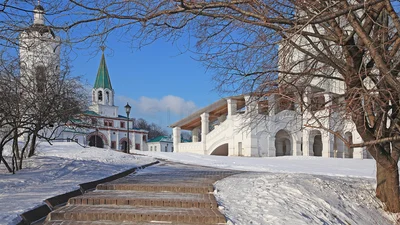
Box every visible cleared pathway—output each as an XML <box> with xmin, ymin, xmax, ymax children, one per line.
<box><xmin>43</xmin><ymin>162</ymin><xmax>241</xmax><ymax>224</ymax></box>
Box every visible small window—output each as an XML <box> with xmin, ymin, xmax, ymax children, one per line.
<box><xmin>165</xmin><ymin>146</ymin><xmax>168</xmax><ymax>152</ymax></box>
<box><xmin>104</xmin><ymin>120</ymin><xmax>113</xmax><ymax>127</ymax></box>
<box><xmin>120</xmin><ymin>122</ymin><xmax>125</xmax><ymax>128</ymax></box>
<box><xmin>310</xmin><ymin>95</ymin><xmax>325</xmax><ymax>112</ymax></box>
<box><xmin>276</xmin><ymin>95</ymin><xmax>295</xmax><ymax>113</ymax></box>
<box><xmin>154</xmin><ymin>146</ymin><xmax>157</xmax><ymax>151</ymax></box>
<box><xmin>98</xmin><ymin>91</ymin><xmax>103</xmax><ymax>101</ymax></box>
<box><xmin>143</xmin><ymin>135</ymin><xmax>147</xmax><ymax>142</ymax></box>
<box><xmin>91</xmin><ymin>118</ymin><xmax>97</xmax><ymax>125</ymax></box>
<box><xmin>135</xmin><ymin>143</ymin><xmax>140</xmax><ymax>150</ymax></box>
<box><xmin>258</xmin><ymin>100</ymin><xmax>269</xmax><ymax>115</ymax></box>
<box><xmin>35</xmin><ymin>66</ymin><xmax>46</xmax><ymax>93</ymax></box>
<box><xmin>150</xmin><ymin>146</ymin><xmax>153</xmax><ymax>151</ymax></box>
<box><xmin>106</xmin><ymin>91</ymin><xmax>110</xmax><ymax>103</ymax></box>
<box><xmin>111</xmin><ymin>141</ymin><xmax>116</xmax><ymax>149</ymax></box>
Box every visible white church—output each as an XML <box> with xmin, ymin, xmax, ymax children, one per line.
<box><xmin>19</xmin><ymin>3</ymin><xmax>148</xmax><ymax>152</ymax></box>
<box><xmin>59</xmin><ymin>51</ymin><xmax>149</xmax><ymax>152</ymax></box>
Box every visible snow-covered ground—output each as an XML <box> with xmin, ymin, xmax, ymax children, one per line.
<box><xmin>0</xmin><ymin>142</ymin><xmax>155</xmax><ymax>225</ymax></box>
<box><xmin>135</xmin><ymin>150</ymin><xmax>395</xmax><ymax>225</ymax></box>
<box><xmin>0</xmin><ymin>143</ymin><xmax>395</xmax><ymax>225</ymax></box>
<box><xmin>132</xmin><ymin>150</ymin><xmax>377</xmax><ymax>178</ymax></box>
<box><xmin>215</xmin><ymin>173</ymin><xmax>391</xmax><ymax>225</ymax></box>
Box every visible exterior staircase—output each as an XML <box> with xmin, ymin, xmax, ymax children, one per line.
<box><xmin>43</xmin><ymin>162</ymin><xmax>240</xmax><ymax>224</ymax></box>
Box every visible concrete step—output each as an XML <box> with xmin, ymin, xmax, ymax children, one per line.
<box><xmin>46</xmin><ymin>205</ymin><xmax>226</xmax><ymax>224</ymax></box>
<box><xmin>96</xmin><ymin>182</ymin><xmax>214</xmax><ymax>194</ymax></box>
<box><xmin>68</xmin><ymin>190</ymin><xmax>218</xmax><ymax>208</ymax></box>
<box><xmin>44</xmin><ymin>221</ymin><xmax>225</xmax><ymax>225</ymax></box>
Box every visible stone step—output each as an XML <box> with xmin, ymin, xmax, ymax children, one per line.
<box><xmin>46</xmin><ymin>205</ymin><xmax>226</xmax><ymax>224</ymax></box>
<box><xmin>68</xmin><ymin>191</ymin><xmax>218</xmax><ymax>208</ymax></box>
<box><xmin>44</xmin><ymin>220</ymin><xmax>224</xmax><ymax>225</ymax></box>
<box><xmin>96</xmin><ymin>182</ymin><xmax>214</xmax><ymax>194</ymax></box>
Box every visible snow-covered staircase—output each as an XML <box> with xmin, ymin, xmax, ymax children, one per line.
<box><xmin>43</xmin><ymin>162</ymin><xmax>240</xmax><ymax>224</ymax></box>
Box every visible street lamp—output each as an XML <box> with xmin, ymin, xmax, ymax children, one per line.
<box><xmin>124</xmin><ymin>102</ymin><xmax>131</xmax><ymax>153</ymax></box>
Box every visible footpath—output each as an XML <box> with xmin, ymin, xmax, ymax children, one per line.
<box><xmin>43</xmin><ymin>162</ymin><xmax>240</xmax><ymax>224</ymax></box>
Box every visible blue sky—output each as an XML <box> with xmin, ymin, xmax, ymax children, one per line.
<box><xmin>70</xmin><ymin>35</ymin><xmax>223</xmax><ymax>130</ymax></box>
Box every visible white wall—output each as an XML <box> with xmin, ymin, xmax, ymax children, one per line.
<box><xmin>148</xmin><ymin>142</ymin><xmax>173</xmax><ymax>152</ymax></box>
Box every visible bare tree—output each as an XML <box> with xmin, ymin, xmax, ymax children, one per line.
<box><xmin>134</xmin><ymin>118</ymin><xmax>168</xmax><ymax>140</ymax></box>
<box><xmin>58</xmin><ymin>0</ymin><xmax>400</xmax><ymax>211</ymax></box>
<box><xmin>0</xmin><ymin>54</ymin><xmax>87</xmax><ymax>173</ymax></box>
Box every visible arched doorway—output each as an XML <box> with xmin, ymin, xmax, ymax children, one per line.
<box><xmin>119</xmin><ymin>137</ymin><xmax>131</xmax><ymax>153</ymax></box>
<box><xmin>89</xmin><ymin>135</ymin><xmax>104</xmax><ymax>148</ymax></box>
<box><xmin>121</xmin><ymin>141</ymin><xmax>128</xmax><ymax>152</ymax></box>
<box><xmin>344</xmin><ymin>132</ymin><xmax>354</xmax><ymax>158</ymax></box>
<box><xmin>210</xmin><ymin>143</ymin><xmax>228</xmax><ymax>156</ymax></box>
<box><xmin>275</xmin><ymin>130</ymin><xmax>292</xmax><ymax>156</ymax></box>
<box><xmin>313</xmin><ymin>135</ymin><xmax>322</xmax><ymax>156</ymax></box>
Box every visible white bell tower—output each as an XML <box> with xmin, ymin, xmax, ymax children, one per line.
<box><xmin>19</xmin><ymin>2</ymin><xmax>61</xmax><ymax>91</ymax></box>
<box><xmin>89</xmin><ymin>48</ymin><xmax>118</xmax><ymax>118</ymax></box>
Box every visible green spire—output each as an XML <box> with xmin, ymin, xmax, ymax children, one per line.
<box><xmin>94</xmin><ymin>51</ymin><xmax>112</xmax><ymax>90</ymax></box>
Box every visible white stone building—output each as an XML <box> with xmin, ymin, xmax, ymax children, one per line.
<box><xmin>147</xmin><ymin>136</ymin><xmax>173</xmax><ymax>152</ymax></box>
<box><xmin>170</xmin><ymin>94</ymin><xmax>372</xmax><ymax>159</ymax></box>
<box><xmin>58</xmin><ymin>52</ymin><xmax>149</xmax><ymax>151</ymax></box>
<box><xmin>170</xmin><ymin>9</ymin><xmax>374</xmax><ymax>160</ymax></box>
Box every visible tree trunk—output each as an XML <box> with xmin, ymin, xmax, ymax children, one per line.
<box><xmin>0</xmin><ymin>155</ymin><xmax>12</xmax><ymax>173</ymax></box>
<box><xmin>12</xmin><ymin>129</ymin><xmax>20</xmax><ymax>160</ymax></box>
<box><xmin>28</xmin><ymin>131</ymin><xmax>38</xmax><ymax>157</ymax></box>
<box><xmin>376</xmin><ymin>161</ymin><xmax>400</xmax><ymax>212</ymax></box>
<box><xmin>19</xmin><ymin>134</ymin><xmax>31</xmax><ymax>169</ymax></box>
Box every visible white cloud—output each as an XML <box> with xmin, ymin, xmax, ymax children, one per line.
<box><xmin>116</xmin><ymin>95</ymin><xmax>198</xmax><ymax>116</ymax></box>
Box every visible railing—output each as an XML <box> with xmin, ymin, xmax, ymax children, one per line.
<box><xmin>206</xmin><ymin>119</ymin><xmax>231</xmax><ymax>144</ymax></box>
<box><xmin>178</xmin><ymin>142</ymin><xmax>203</xmax><ymax>154</ymax></box>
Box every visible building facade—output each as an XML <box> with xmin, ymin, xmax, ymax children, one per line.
<box><xmin>59</xmin><ymin>52</ymin><xmax>149</xmax><ymax>151</ymax></box>
<box><xmin>170</xmin><ymin>95</ymin><xmax>372</xmax><ymax>159</ymax></box>
<box><xmin>148</xmin><ymin>136</ymin><xmax>173</xmax><ymax>152</ymax></box>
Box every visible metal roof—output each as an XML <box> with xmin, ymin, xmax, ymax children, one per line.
<box><xmin>94</xmin><ymin>53</ymin><xmax>113</xmax><ymax>90</ymax></box>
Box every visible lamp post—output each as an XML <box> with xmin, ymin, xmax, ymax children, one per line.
<box><xmin>124</xmin><ymin>102</ymin><xmax>131</xmax><ymax>153</ymax></box>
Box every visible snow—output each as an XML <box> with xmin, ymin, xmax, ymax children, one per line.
<box><xmin>132</xmin><ymin>150</ymin><xmax>377</xmax><ymax>178</ymax></box>
<box><xmin>0</xmin><ymin>143</ymin><xmax>395</xmax><ymax>225</ymax></box>
<box><xmin>0</xmin><ymin>142</ymin><xmax>155</xmax><ymax>225</ymax></box>
<box><xmin>134</xmin><ymin>150</ymin><xmax>395</xmax><ymax>225</ymax></box>
<box><xmin>215</xmin><ymin>173</ymin><xmax>392</xmax><ymax>225</ymax></box>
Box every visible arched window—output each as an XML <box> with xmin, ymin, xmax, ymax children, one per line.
<box><xmin>35</xmin><ymin>66</ymin><xmax>46</xmax><ymax>93</ymax></box>
<box><xmin>106</xmin><ymin>91</ymin><xmax>109</xmax><ymax>104</ymax></box>
<box><xmin>310</xmin><ymin>95</ymin><xmax>325</xmax><ymax>112</ymax></box>
<box><xmin>98</xmin><ymin>90</ymin><xmax>103</xmax><ymax>101</ymax></box>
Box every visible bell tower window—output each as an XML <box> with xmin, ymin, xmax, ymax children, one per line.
<box><xmin>35</xmin><ymin>66</ymin><xmax>46</xmax><ymax>93</ymax></box>
<box><xmin>98</xmin><ymin>90</ymin><xmax>103</xmax><ymax>102</ymax></box>
<box><xmin>106</xmin><ymin>91</ymin><xmax>109</xmax><ymax>104</ymax></box>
